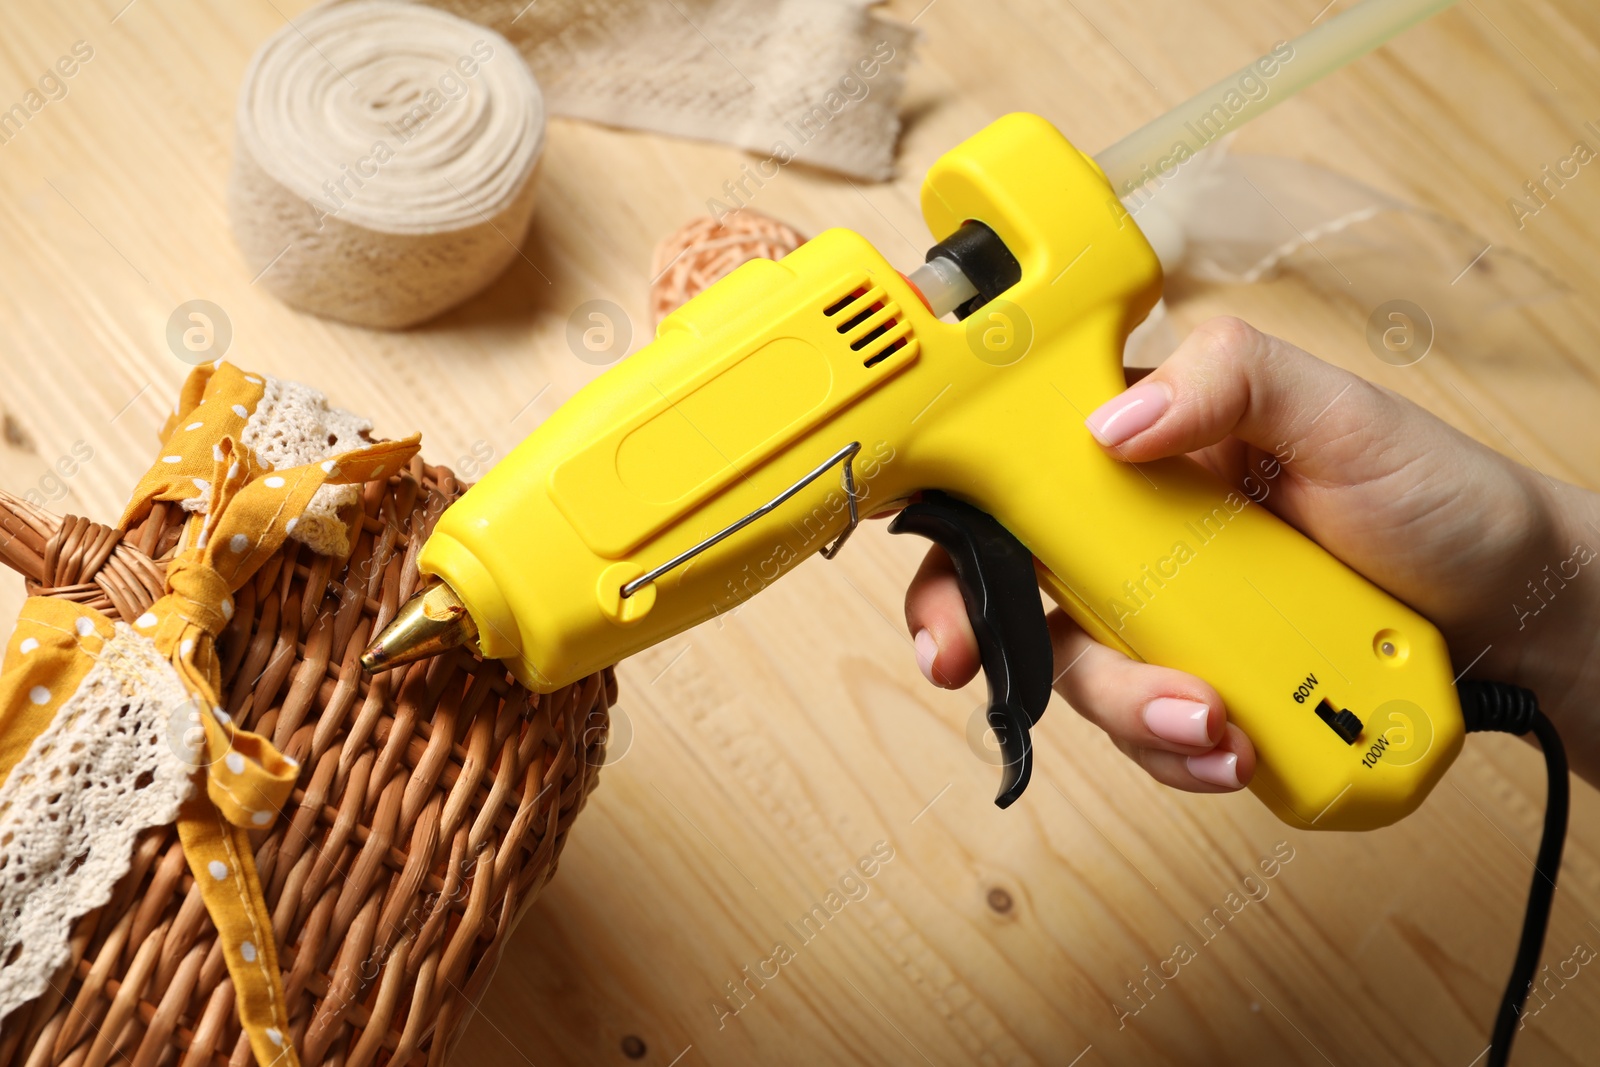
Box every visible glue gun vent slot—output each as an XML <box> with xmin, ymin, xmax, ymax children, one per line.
<box><xmin>823</xmin><ymin>280</ymin><xmax>915</xmax><ymax>368</ymax></box>
<box><xmin>824</xmin><ymin>287</ymin><xmax>869</xmax><ymax>317</ymax></box>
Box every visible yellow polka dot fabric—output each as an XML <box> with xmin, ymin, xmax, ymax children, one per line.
<box><xmin>0</xmin><ymin>599</ymin><xmax>105</xmax><ymax>783</ymax></box>
<box><xmin>1</xmin><ymin>362</ymin><xmax>421</xmax><ymax>1067</ymax></box>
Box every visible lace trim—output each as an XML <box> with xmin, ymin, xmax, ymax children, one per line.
<box><xmin>0</xmin><ymin>624</ymin><xmax>197</xmax><ymax>1027</ymax></box>
<box><xmin>184</xmin><ymin>374</ymin><xmax>374</xmax><ymax>556</ymax></box>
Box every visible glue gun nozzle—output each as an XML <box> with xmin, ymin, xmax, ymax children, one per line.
<box><xmin>360</xmin><ymin>580</ymin><xmax>479</xmax><ymax>674</ymax></box>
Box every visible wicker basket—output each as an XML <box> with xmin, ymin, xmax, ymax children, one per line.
<box><xmin>0</xmin><ymin>453</ymin><xmax>614</xmax><ymax>1066</ymax></box>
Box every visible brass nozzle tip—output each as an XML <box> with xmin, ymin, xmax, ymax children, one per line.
<box><xmin>361</xmin><ymin>581</ymin><xmax>479</xmax><ymax>674</ymax></box>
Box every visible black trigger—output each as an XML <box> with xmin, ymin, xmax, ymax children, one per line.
<box><xmin>888</xmin><ymin>491</ymin><xmax>1053</xmax><ymax>808</ymax></box>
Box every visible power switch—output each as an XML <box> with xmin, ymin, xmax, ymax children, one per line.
<box><xmin>1315</xmin><ymin>698</ymin><xmax>1363</xmax><ymax>744</ymax></box>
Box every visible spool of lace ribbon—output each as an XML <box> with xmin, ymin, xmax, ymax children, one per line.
<box><xmin>228</xmin><ymin>0</ymin><xmax>545</xmax><ymax>329</ymax></box>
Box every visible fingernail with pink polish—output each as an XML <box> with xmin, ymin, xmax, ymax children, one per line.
<box><xmin>1187</xmin><ymin>750</ymin><xmax>1241</xmax><ymax>789</ymax></box>
<box><xmin>914</xmin><ymin>628</ymin><xmax>940</xmax><ymax>686</ymax></box>
<box><xmin>1144</xmin><ymin>698</ymin><xmax>1212</xmax><ymax>746</ymax></box>
<box><xmin>1085</xmin><ymin>382</ymin><xmax>1170</xmax><ymax>447</ymax></box>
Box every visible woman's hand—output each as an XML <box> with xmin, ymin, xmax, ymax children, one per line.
<box><xmin>905</xmin><ymin>316</ymin><xmax>1600</xmax><ymax>790</ymax></box>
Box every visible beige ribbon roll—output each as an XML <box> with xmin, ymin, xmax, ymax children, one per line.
<box><xmin>229</xmin><ymin>0</ymin><xmax>545</xmax><ymax>329</ymax></box>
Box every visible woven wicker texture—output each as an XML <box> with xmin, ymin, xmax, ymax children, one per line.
<box><xmin>647</xmin><ymin>211</ymin><xmax>806</xmax><ymax>328</ymax></box>
<box><xmin>0</xmin><ymin>454</ymin><xmax>613</xmax><ymax>1066</ymax></box>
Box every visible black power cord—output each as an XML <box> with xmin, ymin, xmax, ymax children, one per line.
<box><xmin>1457</xmin><ymin>681</ymin><xmax>1570</xmax><ymax>1067</ymax></box>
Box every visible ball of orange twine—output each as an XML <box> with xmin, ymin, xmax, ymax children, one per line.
<box><xmin>648</xmin><ymin>210</ymin><xmax>807</xmax><ymax>326</ymax></box>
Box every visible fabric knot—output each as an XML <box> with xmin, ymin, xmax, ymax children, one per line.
<box><xmin>164</xmin><ymin>557</ymin><xmax>233</xmax><ymax>636</ymax></box>
<box><xmin>77</xmin><ymin>361</ymin><xmax>423</xmax><ymax>1067</ymax></box>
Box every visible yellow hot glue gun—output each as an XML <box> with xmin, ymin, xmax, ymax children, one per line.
<box><xmin>363</xmin><ymin>6</ymin><xmax>1576</xmax><ymax>1059</ymax></box>
<box><xmin>361</xmin><ymin>102</ymin><xmax>1463</xmax><ymax>832</ymax></box>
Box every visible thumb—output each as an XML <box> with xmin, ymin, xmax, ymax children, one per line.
<box><xmin>1085</xmin><ymin>316</ymin><xmax>1390</xmax><ymax>471</ymax></box>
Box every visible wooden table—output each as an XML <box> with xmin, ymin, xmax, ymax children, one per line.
<box><xmin>3</xmin><ymin>1</ymin><xmax>1599</xmax><ymax>1063</ymax></box>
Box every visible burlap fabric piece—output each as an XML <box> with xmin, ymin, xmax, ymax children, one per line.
<box><xmin>389</xmin><ymin>0</ymin><xmax>917</xmax><ymax>180</ymax></box>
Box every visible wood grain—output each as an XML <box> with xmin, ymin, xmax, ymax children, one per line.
<box><xmin>2</xmin><ymin>1</ymin><xmax>1599</xmax><ymax>1064</ymax></box>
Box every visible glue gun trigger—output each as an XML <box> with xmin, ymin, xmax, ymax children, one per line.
<box><xmin>887</xmin><ymin>491</ymin><xmax>1054</xmax><ymax>808</ymax></box>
